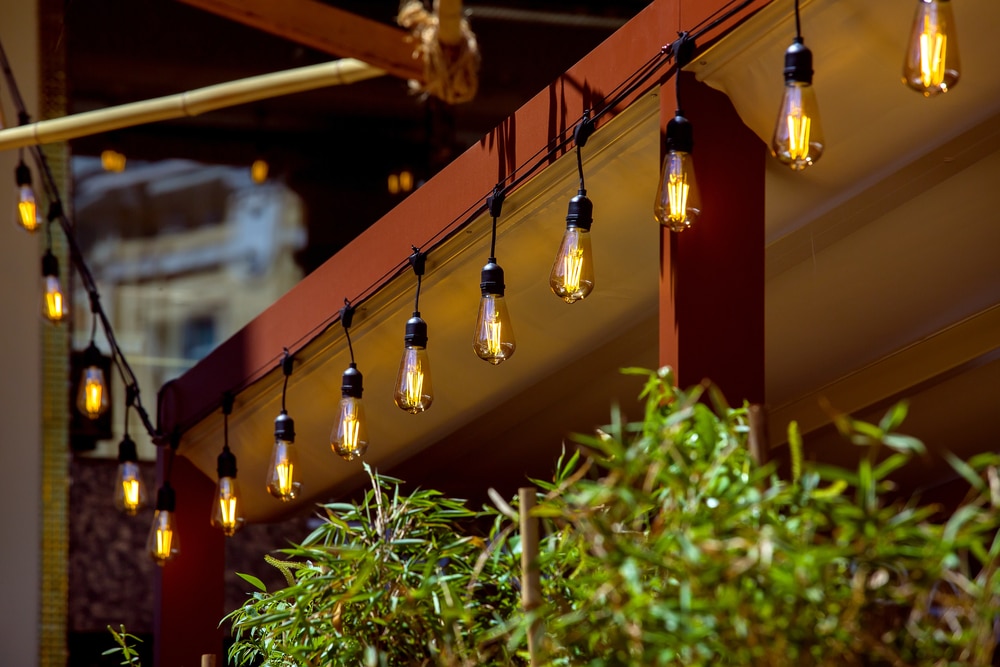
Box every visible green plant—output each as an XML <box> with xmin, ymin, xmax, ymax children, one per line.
<box><xmin>516</xmin><ymin>367</ymin><xmax>1000</xmax><ymax>665</ymax></box>
<box><xmin>104</xmin><ymin>625</ymin><xmax>143</xmax><ymax>667</ymax></box>
<box><xmin>225</xmin><ymin>464</ymin><xmax>525</xmax><ymax>667</ymax></box>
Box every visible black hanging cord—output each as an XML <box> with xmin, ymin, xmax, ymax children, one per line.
<box><xmin>280</xmin><ymin>349</ymin><xmax>293</xmax><ymax>413</ymax></box>
<box><xmin>573</xmin><ymin>110</ymin><xmax>594</xmax><ymax>191</ymax></box>
<box><xmin>794</xmin><ymin>0</ymin><xmax>802</xmax><ymax>40</ymax></box>
<box><xmin>45</xmin><ymin>201</ymin><xmax>58</xmax><ymax>252</ymax></box>
<box><xmin>341</xmin><ymin>299</ymin><xmax>356</xmax><ymax>364</ymax></box>
<box><xmin>486</xmin><ymin>185</ymin><xmax>505</xmax><ymax>260</ymax></box>
<box><xmin>123</xmin><ymin>385</ymin><xmax>136</xmax><ymax>439</ymax></box>
<box><xmin>409</xmin><ymin>246</ymin><xmax>427</xmax><ymax>313</ymax></box>
<box><xmin>221</xmin><ymin>392</ymin><xmax>234</xmax><ymax>453</ymax></box>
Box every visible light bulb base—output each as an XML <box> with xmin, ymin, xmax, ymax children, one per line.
<box><xmin>480</xmin><ymin>260</ymin><xmax>505</xmax><ymax>296</ymax></box>
<box><xmin>42</xmin><ymin>250</ymin><xmax>59</xmax><ymax>278</ymax></box>
<box><xmin>15</xmin><ymin>161</ymin><xmax>31</xmax><ymax>187</ymax></box>
<box><xmin>784</xmin><ymin>38</ymin><xmax>814</xmax><ymax>84</ymax></box>
<box><xmin>274</xmin><ymin>410</ymin><xmax>295</xmax><ymax>442</ymax></box>
<box><xmin>118</xmin><ymin>435</ymin><xmax>138</xmax><ymax>463</ymax></box>
<box><xmin>155</xmin><ymin>485</ymin><xmax>176</xmax><ymax>512</ymax></box>
<box><xmin>341</xmin><ymin>363</ymin><xmax>364</xmax><ymax>398</ymax></box>
<box><xmin>82</xmin><ymin>341</ymin><xmax>103</xmax><ymax>367</ymax></box>
<box><xmin>404</xmin><ymin>313</ymin><xmax>428</xmax><ymax>348</ymax></box>
<box><xmin>665</xmin><ymin>114</ymin><xmax>694</xmax><ymax>154</ymax></box>
<box><xmin>217</xmin><ymin>447</ymin><xmax>238</xmax><ymax>479</ymax></box>
<box><xmin>565</xmin><ymin>191</ymin><xmax>594</xmax><ymax>231</ymax></box>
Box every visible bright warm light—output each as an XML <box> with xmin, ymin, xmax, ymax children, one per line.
<box><xmin>155</xmin><ymin>527</ymin><xmax>173</xmax><ymax>559</ymax></box>
<box><xmin>786</xmin><ymin>111</ymin><xmax>812</xmax><ymax>163</ymax></box>
<box><xmin>333</xmin><ymin>396</ymin><xmax>369</xmax><ymax>460</ymax></box>
<box><xmin>399</xmin><ymin>170</ymin><xmax>413</xmax><ymax>192</ymax></box>
<box><xmin>101</xmin><ymin>150</ymin><xmax>126</xmax><ymax>173</ymax></box>
<box><xmin>43</xmin><ymin>277</ymin><xmax>66</xmax><ymax>322</ymax></box>
<box><xmin>919</xmin><ymin>20</ymin><xmax>947</xmax><ymax>89</ymax></box>
<box><xmin>666</xmin><ymin>170</ymin><xmax>690</xmax><ymax>227</ymax></box>
<box><xmin>83</xmin><ymin>377</ymin><xmax>104</xmax><ymax>417</ymax></box>
<box><xmin>275</xmin><ymin>459</ymin><xmax>294</xmax><ymax>496</ymax></box>
<box><xmin>148</xmin><ymin>510</ymin><xmax>177</xmax><ymax>565</ymax></box>
<box><xmin>485</xmin><ymin>313</ymin><xmax>503</xmax><ymax>357</ymax></box>
<box><xmin>17</xmin><ymin>196</ymin><xmax>38</xmax><ymax>232</ymax></box>
<box><xmin>405</xmin><ymin>368</ymin><xmax>424</xmax><ymax>406</ymax></box>
<box><xmin>213</xmin><ymin>477</ymin><xmax>243</xmax><ymax>536</ymax></box>
<box><xmin>122</xmin><ymin>479</ymin><xmax>141</xmax><ymax>512</ymax></box>
<box><xmin>549</xmin><ymin>226</ymin><xmax>594</xmax><ymax>304</ymax></box>
<box><xmin>473</xmin><ymin>293</ymin><xmax>515</xmax><ymax>364</ymax></box>
<box><xmin>342</xmin><ymin>413</ymin><xmax>361</xmax><ymax>453</ymax></box>
<box><xmin>562</xmin><ymin>246</ymin><xmax>584</xmax><ymax>294</ymax></box>
<box><xmin>251</xmin><ymin>159</ymin><xmax>268</xmax><ymax>184</ymax></box>
<box><xmin>267</xmin><ymin>438</ymin><xmax>300</xmax><ymax>501</ymax></box>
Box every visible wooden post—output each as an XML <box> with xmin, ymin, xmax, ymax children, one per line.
<box><xmin>201</xmin><ymin>655</ymin><xmax>216</xmax><ymax>667</ymax></box>
<box><xmin>519</xmin><ymin>487</ymin><xmax>542</xmax><ymax>666</ymax></box>
<box><xmin>747</xmin><ymin>404</ymin><xmax>769</xmax><ymax>466</ymax></box>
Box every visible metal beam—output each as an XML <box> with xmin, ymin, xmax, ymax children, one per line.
<box><xmin>177</xmin><ymin>0</ymin><xmax>425</xmax><ymax>83</ymax></box>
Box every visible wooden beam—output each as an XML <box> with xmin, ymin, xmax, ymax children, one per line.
<box><xmin>178</xmin><ymin>0</ymin><xmax>424</xmax><ymax>83</ymax></box>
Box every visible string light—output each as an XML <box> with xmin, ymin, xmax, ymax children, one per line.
<box><xmin>550</xmin><ymin>113</ymin><xmax>596</xmax><ymax>302</ymax></box>
<box><xmin>394</xmin><ymin>249</ymin><xmax>434</xmax><ymax>413</ymax></box>
<box><xmin>148</xmin><ymin>436</ymin><xmax>180</xmax><ymax>565</ymax></box>
<box><xmin>100</xmin><ymin>149</ymin><xmax>127</xmax><ymax>173</ymax></box>
<box><xmin>113</xmin><ymin>391</ymin><xmax>148</xmax><ymax>516</ymax></box>
<box><xmin>250</xmin><ymin>158</ymin><xmax>269</xmax><ymax>184</ymax></box>
<box><xmin>770</xmin><ymin>0</ymin><xmax>824</xmax><ymax>170</ymax></box>
<box><xmin>267</xmin><ymin>350</ymin><xmax>300</xmax><ymax>501</ymax></box>
<box><xmin>76</xmin><ymin>294</ymin><xmax>111</xmax><ymax>419</ymax></box>
<box><xmin>332</xmin><ymin>301</ymin><xmax>369</xmax><ymax>461</ymax></box>
<box><xmin>473</xmin><ymin>187</ymin><xmax>516</xmax><ymax>364</ymax></box>
<box><xmin>654</xmin><ymin>35</ymin><xmax>701</xmax><ymax>231</ymax></box>
<box><xmin>211</xmin><ymin>393</ymin><xmax>245</xmax><ymax>536</ymax></box>
<box><xmin>14</xmin><ymin>151</ymin><xmax>38</xmax><ymax>232</ymax></box>
<box><xmin>903</xmin><ymin>0</ymin><xmax>959</xmax><ymax>96</ymax></box>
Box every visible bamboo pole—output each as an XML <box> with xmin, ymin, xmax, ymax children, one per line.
<box><xmin>519</xmin><ymin>486</ymin><xmax>542</xmax><ymax>667</ymax></box>
<box><xmin>747</xmin><ymin>404</ymin><xmax>769</xmax><ymax>466</ymax></box>
<box><xmin>200</xmin><ymin>655</ymin><xmax>216</xmax><ymax>667</ymax></box>
<box><xmin>0</xmin><ymin>58</ymin><xmax>385</xmax><ymax>152</ymax></box>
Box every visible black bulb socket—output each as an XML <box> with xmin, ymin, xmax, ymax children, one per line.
<box><xmin>274</xmin><ymin>410</ymin><xmax>295</xmax><ymax>442</ymax></box>
<box><xmin>783</xmin><ymin>37</ymin><xmax>814</xmax><ymax>85</ymax></box>
<box><xmin>480</xmin><ymin>259</ymin><xmax>505</xmax><ymax>297</ymax></box>
<box><xmin>341</xmin><ymin>363</ymin><xmax>364</xmax><ymax>399</ymax></box>
<box><xmin>41</xmin><ymin>250</ymin><xmax>59</xmax><ymax>278</ymax></box>
<box><xmin>217</xmin><ymin>446</ymin><xmax>238</xmax><ymax>479</ymax></box>
<box><xmin>118</xmin><ymin>434</ymin><xmax>138</xmax><ymax>463</ymax></box>
<box><xmin>665</xmin><ymin>113</ymin><xmax>694</xmax><ymax>154</ymax></box>
<box><xmin>15</xmin><ymin>161</ymin><xmax>31</xmax><ymax>187</ymax></box>
<box><xmin>404</xmin><ymin>313</ymin><xmax>428</xmax><ymax>348</ymax></box>
<box><xmin>82</xmin><ymin>341</ymin><xmax>103</xmax><ymax>368</ymax></box>
<box><xmin>155</xmin><ymin>484</ymin><xmax>176</xmax><ymax>512</ymax></box>
<box><xmin>565</xmin><ymin>190</ymin><xmax>594</xmax><ymax>231</ymax></box>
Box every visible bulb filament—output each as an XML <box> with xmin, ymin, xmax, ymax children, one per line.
<box><xmin>154</xmin><ymin>524</ymin><xmax>173</xmax><ymax>561</ymax></box>
<box><xmin>122</xmin><ymin>479</ymin><xmax>141</xmax><ymax>513</ymax></box>
<box><xmin>405</xmin><ymin>367</ymin><xmax>424</xmax><ymax>406</ymax></box>
<box><xmin>83</xmin><ymin>376</ymin><xmax>104</xmax><ymax>417</ymax></box>
<box><xmin>666</xmin><ymin>160</ymin><xmax>690</xmax><ymax>226</ymax></box>
<box><xmin>486</xmin><ymin>314</ymin><xmax>503</xmax><ymax>357</ymax></box>
<box><xmin>562</xmin><ymin>246</ymin><xmax>584</xmax><ymax>294</ymax></box>
<box><xmin>18</xmin><ymin>200</ymin><xmax>37</xmax><ymax>230</ymax></box>
<box><xmin>919</xmin><ymin>17</ymin><xmax>947</xmax><ymax>89</ymax></box>
<box><xmin>275</xmin><ymin>459</ymin><xmax>294</xmax><ymax>496</ymax></box>
<box><xmin>342</xmin><ymin>413</ymin><xmax>361</xmax><ymax>454</ymax></box>
<box><xmin>786</xmin><ymin>109</ymin><xmax>812</xmax><ymax>163</ymax></box>
<box><xmin>219</xmin><ymin>496</ymin><xmax>238</xmax><ymax>531</ymax></box>
<box><xmin>45</xmin><ymin>289</ymin><xmax>64</xmax><ymax>320</ymax></box>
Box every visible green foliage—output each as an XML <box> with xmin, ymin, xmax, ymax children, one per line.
<box><xmin>103</xmin><ymin>625</ymin><xmax>143</xmax><ymax>667</ymax></box>
<box><xmin>517</xmin><ymin>367</ymin><xmax>1000</xmax><ymax>666</ymax></box>
<box><xmin>225</xmin><ymin>463</ymin><xmax>525</xmax><ymax>667</ymax></box>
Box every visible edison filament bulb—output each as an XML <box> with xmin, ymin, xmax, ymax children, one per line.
<box><xmin>770</xmin><ymin>39</ymin><xmax>824</xmax><ymax>170</ymax></box>
<box><xmin>550</xmin><ymin>191</ymin><xmax>595</xmax><ymax>303</ymax></box>
<box><xmin>267</xmin><ymin>411</ymin><xmax>300</xmax><ymax>501</ymax></box>
<box><xmin>211</xmin><ymin>446</ymin><xmax>245</xmax><ymax>536</ymax></box>
<box><xmin>903</xmin><ymin>0</ymin><xmax>960</xmax><ymax>96</ymax></box>
<box><xmin>473</xmin><ymin>260</ymin><xmax>515</xmax><ymax>364</ymax></box>
<box><xmin>114</xmin><ymin>434</ymin><xmax>147</xmax><ymax>516</ymax></box>
<box><xmin>394</xmin><ymin>314</ymin><xmax>434</xmax><ymax>413</ymax></box>
<box><xmin>332</xmin><ymin>363</ymin><xmax>369</xmax><ymax>461</ymax></box>
<box><xmin>77</xmin><ymin>343</ymin><xmax>109</xmax><ymax>419</ymax></box>
<box><xmin>147</xmin><ymin>485</ymin><xmax>179</xmax><ymax>565</ymax></box>
<box><xmin>654</xmin><ymin>114</ymin><xmax>701</xmax><ymax>231</ymax></box>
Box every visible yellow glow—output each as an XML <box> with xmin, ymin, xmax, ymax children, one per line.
<box><xmin>101</xmin><ymin>149</ymin><xmax>126</xmax><ymax>172</ymax></box>
<box><xmin>153</xmin><ymin>526</ymin><xmax>173</xmax><ymax>561</ymax></box>
<box><xmin>83</xmin><ymin>377</ymin><xmax>104</xmax><ymax>418</ymax></box>
<box><xmin>219</xmin><ymin>496</ymin><xmax>239</xmax><ymax>531</ymax></box>
<box><xmin>275</xmin><ymin>459</ymin><xmax>294</xmax><ymax>497</ymax></box>
<box><xmin>786</xmin><ymin>111</ymin><xmax>812</xmax><ymax>163</ymax></box>
<box><xmin>919</xmin><ymin>20</ymin><xmax>947</xmax><ymax>89</ymax></box>
<box><xmin>485</xmin><ymin>313</ymin><xmax>503</xmax><ymax>358</ymax></box>
<box><xmin>387</xmin><ymin>173</ymin><xmax>400</xmax><ymax>194</ymax></box>
<box><xmin>666</xmin><ymin>171</ymin><xmax>690</xmax><ymax>226</ymax></box>
<box><xmin>342</xmin><ymin>413</ymin><xmax>361</xmax><ymax>454</ymax></box>
<box><xmin>399</xmin><ymin>170</ymin><xmax>413</xmax><ymax>192</ymax></box>
<box><xmin>122</xmin><ymin>479</ymin><xmax>141</xmax><ymax>512</ymax></box>
<box><xmin>251</xmin><ymin>159</ymin><xmax>268</xmax><ymax>184</ymax></box>
<box><xmin>561</xmin><ymin>246</ymin><xmax>584</xmax><ymax>294</ymax></box>
<box><xmin>17</xmin><ymin>199</ymin><xmax>38</xmax><ymax>231</ymax></box>
<box><xmin>45</xmin><ymin>289</ymin><xmax>64</xmax><ymax>321</ymax></box>
<box><xmin>405</xmin><ymin>367</ymin><xmax>425</xmax><ymax>406</ymax></box>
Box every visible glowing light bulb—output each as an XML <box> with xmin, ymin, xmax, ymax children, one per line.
<box><xmin>147</xmin><ymin>485</ymin><xmax>179</xmax><ymax>565</ymax></box>
<box><xmin>41</xmin><ymin>251</ymin><xmax>68</xmax><ymax>323</ymax></box>
<box><xmin>114</xmin><ymin>434</ymin><xmax>147</xmax><ymax>516</ymax></box>
<box><xmin>100</xmin><ymin>149</ymin><xmax>127</xmax><ymax>172</ymax></box>
<box><xmin>771</xmin><ymin>39</ymin><xmax>824</xmax><ymax>171</ymax></box>
<box><xmin>332</xmin><ymin>364</ymin><xmax>369</xmax><ymax>461</ymax></box>
<box><xmin>14</xmin><ymin>161</ymin><xmax>39</xmax><ymax>232</ymax></box>
<box><xmin>76</xmin><ymin>343</ymin><xmax>110</xmax><ymax>419</ymax></box>
<box><xmin>267</xmin><ymin>411</ymin><xmax>300</xmax><ymax>501</ymax></box>
<box><xmin>394</xmin><ymin>314</ymin><xmax>433</xmax><ymax>413</ymax></box>
<box><xmin>654</xmin><ymin>114</ymin><xmax>702</xmax><ymax>231</ymax></box>
<box><xmin>210</xmin><ymin>447</ymin><xmax>245</xmax><ymax>536</ymax></box>
<box><xmin>473</xmin><ymin>260</ymin><xmax>515</xmax><ymax>364</ymax></box>
<box><xmin>903</xmin><ymin>0</ymin><xmax>959</xmax><ymax>96</ymax></box>
<box><xmin>251</xmin><ymin>159</ymin><xmax>269</xmax><ymax>184</ymax></box>
<box><xmin>550</xmin><ymin>191</ymin><xmax>595</xmax><ymax>302</ymax></box>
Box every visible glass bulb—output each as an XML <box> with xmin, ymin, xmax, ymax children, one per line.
<box><xmin>549</xmin><ymin>226</ymin><xmax>595</xmax><ymax>302</ymax></box>
<box><xmin>903</xmin><ymin>0</ymin><xmax>959</xmax><ymax>96</ymax></box>
<box><xmin>16</xmin><ymin>184</ymin><xmax>38</xmax><ymax>232</ymax></box>
<box><xmin>394</xmin><ymin>346</ymin><xmax>433</xmax><ymax>413</ymax></box>
<box><xmin>147</xmin><ymin>509</ymin><xmax>179</xmax><ymax>565</ymax></box>
<box><xmin>266</xmin><ymin>437</ymin><xmax>300</xmax><ymax>501</ymax></box>
<box><xmin>114</xmin><ymin>460</ymin><xmax>148</xmax><ymax>516</ymax></box>
<box><xmin>210</xmin><ymin>476</ymin><xmax>245</xmax><ymax>536</ymax></box>
<box><xmin>473</xmin><ymin>293</ymin><xmax>515</xmax><ymax>365</ymax></box>
<box><xmin>77</xmin><ymin>365</ymin><xmax>109</xmax><ymax>419</ymax></box>
<box><xmin>654</xmin><ymin>151</ymin><xmax>702</xmax><ymax>231</ymax></box>
<box><xmin>771</xmin><ymin>81</ymin><xmax>824</xmax><ymax>170</ymax></box>
<box><xmin>42</xmin><ymin>274</ymin><xmax>67</xmax><ymax>322</ymax></box>
<box><xmin>332</xmin><ymin>396</ymin><xmax>369</xmax><ymax>461</ymax></box>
